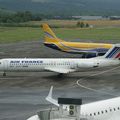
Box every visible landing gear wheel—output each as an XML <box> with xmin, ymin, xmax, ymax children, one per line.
<box><xmin>3</xmin><ymin>72</ymin><xmax>6</xmax><ymax>76</ymax></box>
<box><xmin>58</xmin><ymin>73</ymin><xmax>64</xmax><ymax>78</ymax></box>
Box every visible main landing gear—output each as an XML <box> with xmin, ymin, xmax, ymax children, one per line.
<box><xmin>3</xmin><ymin>72</ymin><xmax>6</xmax><ymax>76</ymax></box>
<box><xmin>57</xmin><ymin>73</ymin><xmax>64</xmax><ymax>78</ymax></box>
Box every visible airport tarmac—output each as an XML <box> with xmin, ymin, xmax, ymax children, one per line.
<box><xmin>0</xmin><ymin>40</ymin><xmax>120</xmax><ymax>120</ymax></box>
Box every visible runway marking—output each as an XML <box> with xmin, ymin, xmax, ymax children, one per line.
<box><xmin>76</xmin><ymin>65</ymin><xmax>120</xmax><ymax>97</ymax></box>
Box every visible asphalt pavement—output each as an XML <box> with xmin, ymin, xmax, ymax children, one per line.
<box><xmin>0</xmin><ymin>40</ymin><xmax>120</xmax><ymax>120</ymax></box>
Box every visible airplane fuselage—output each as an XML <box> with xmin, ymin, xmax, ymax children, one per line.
<box><xmin>0</xmin><ymin>58</ymin><xmax>119</xmax><ymax>73</ymax></box>
<box><xmin>81</xmin><ymin>97</ymin><xmax>120</xmax><ymax>120</ymax></box>
<box><xmin>44</xmin><ymin>41</ymin><xmax>112</xmax><ymax>53</ymax></box>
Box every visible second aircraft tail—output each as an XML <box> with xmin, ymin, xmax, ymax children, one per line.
<box><xmin>42</xmin><ymin>24</ymin><xmax>64</xmax><ymax>43</ymax></box>
<box><xmin>102</xmin><ymin>44</ymin><xmax>120</xmax><ymax>60</ymax></box>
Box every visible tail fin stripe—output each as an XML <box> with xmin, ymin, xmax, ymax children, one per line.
<box><xmin>106</xmin><ymin>47</ymin><xmax>119</xmax><ymax>58</ymax></box>
<box><xmin>106</xmin><ymin>47</ymin><xmax>116</xmax><ymax>58</ymax></box>
<box><xmin>115</xmin><ymin>53</ymin><xmax>120</xmax><ymax>58</ymax></box>
<box><xmin>109</xmin><ymin>47</ymin><xmax>120</xmax><ymax>58</ymax></box>
<box><xmin>102</xmin><ymin>44</ymin><xmax>120</xmax><ymax>59</ymax></box>
<box><xmin>108</xmin><ymin>47</ymin><xmax>119</xmax><ymax>58</ymax></box>
<box><xmin>112</xmin><ymin>48</ymin><xmax>120</xmax><ymax>58</ymax></box>
<box><xmin>45</xmin><ymin>32</ymin><xmax>55</xmax><ymax>39</ymax></box>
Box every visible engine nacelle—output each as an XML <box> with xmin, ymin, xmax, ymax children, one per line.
<box><xmin>82</xmin><ymin>53</ymin><xmax>98</xmax><ymax>58</ymax></box>
<box><xmin>77</xmin><ymin>61</ymin><xmax>99</xmax><ymax>68</ymax></box>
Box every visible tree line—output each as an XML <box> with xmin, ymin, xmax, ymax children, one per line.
<box><xmin>76</xmin><ymin>21</ymin><xmax>90</xmax><ymax>28</ymax></box>
<box><xmin>0</xmin><ymin>11</ymin><xmax>43</xmax><ymax>23</ymax></box>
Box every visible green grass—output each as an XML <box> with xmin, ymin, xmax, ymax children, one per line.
<box><xmin>55</xmin><ymin>27</ymin><xmax>120</xmax><ymax>41</ymax></box>
<box><xmin>0</xmin><ymin>27</ymin><xmax>44</xmax><ymax>43</ymax></box>
<box><xmin>0</xmin><ymin>27</ymin><xmax>120</xmax><ymax>43</ymax></box>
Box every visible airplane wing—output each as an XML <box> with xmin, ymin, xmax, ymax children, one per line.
<box><xmin>45</xmin><ymin>67</ymin><xmax>75</xmax><ymax>73</ymax></box>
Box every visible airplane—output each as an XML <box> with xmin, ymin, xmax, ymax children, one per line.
<box><xmin>46</xmin><ymin>86</ymin><xmax>120</xmax><ymax>120</ymax></box>
<box><xmin>27</xmin><ymin>86</ymin><xmax>120</xmax><ymax>120</ymax></box>
<box><xmin>0</xmin><ymin>44</ymin><xmax>120</xmax><ymax>76</ymax></box>
<box><xmin>42</xmin><ymin>24</ymin><xmax>113</xmax><ymax>58</ymax></box>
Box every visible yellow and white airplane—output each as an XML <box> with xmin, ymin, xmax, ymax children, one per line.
<box><xmin>43</xmin><ymin>24</ymin><xmax>113</xmax><ymax>58</ymax></box>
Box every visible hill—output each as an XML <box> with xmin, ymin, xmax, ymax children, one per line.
<box><xmin>0</xmin><ymin>0</ymin><xmax>120</xmax><ymax>16</ymax></box>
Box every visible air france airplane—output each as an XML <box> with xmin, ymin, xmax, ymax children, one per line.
<box><xmin>0</xmin><ymin>44</ymin><xmax>120</xmax><ymax>76</ymax></box>
<box><xmin>43</xmin><ymin>24</ymin><xmax>113</xmax><ymax>58</ymax></box>
<box><xmin>27</xmin><ymin>86</ymin><xmax>120</xmax><ymax>120</ymax></box>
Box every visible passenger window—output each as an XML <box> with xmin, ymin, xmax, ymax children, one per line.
<box><xmin>101</xmin><ymin>111</ymin><xmax>104</xmax><ymax>114</ymax></box>
<box><xmin>98</xmin><ymin>112</ymin><xmax>100</xmax><ymax>115</ymax></box>
<box><xmin>94</xmin><ymin>113</ymin><xmax>96</xmax><ymax>116</ymax></box>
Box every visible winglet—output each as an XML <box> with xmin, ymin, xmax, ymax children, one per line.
<box><xmin>46</xmin><ymin>86</ymin><xmax>59</xmax><ymax>106</ymax></box>
<box><xmin>47</xmin><ymin>86</ymin><xmax>53</xmax><ymax>98</ymax></box>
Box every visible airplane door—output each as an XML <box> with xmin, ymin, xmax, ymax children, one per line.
<box><xmin>3</xmin><ymin>60</ymin><xmax>8</xmax><ymax>71</ymax></box>
<box><xmin>70</xmin><ymin>61</ymin><xmax>77</xmax><ymax>69</ymax></box>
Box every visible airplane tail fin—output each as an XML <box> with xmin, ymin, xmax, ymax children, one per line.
<box><xmin>42</xmin><ymin>24</ymin><xmax>63</xmax><ymax>43</ymax></box>
<box><xmin>46</xmin><ymin>86</ymin><xmax>59</xmax><ymax>106</ymax></box>
<box><xmin>103</xmin><ymin>44</ymin><xmax>120</xmax><ymax>59</ymax></box>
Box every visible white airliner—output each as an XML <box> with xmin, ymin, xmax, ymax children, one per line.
<box><xmin>46</xmin><ymin>87</ymin><xmax>120</xmax><ymax>120</ymax></box>
<box><xmin>27</xmin><ymin>86</ymin><xmax>120</xmax><ymax>120</ymax></box>
<box><xmin>0</xmin><ymin>44</ymin><xmax>120</xmax><ymax>76</ymax></box>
